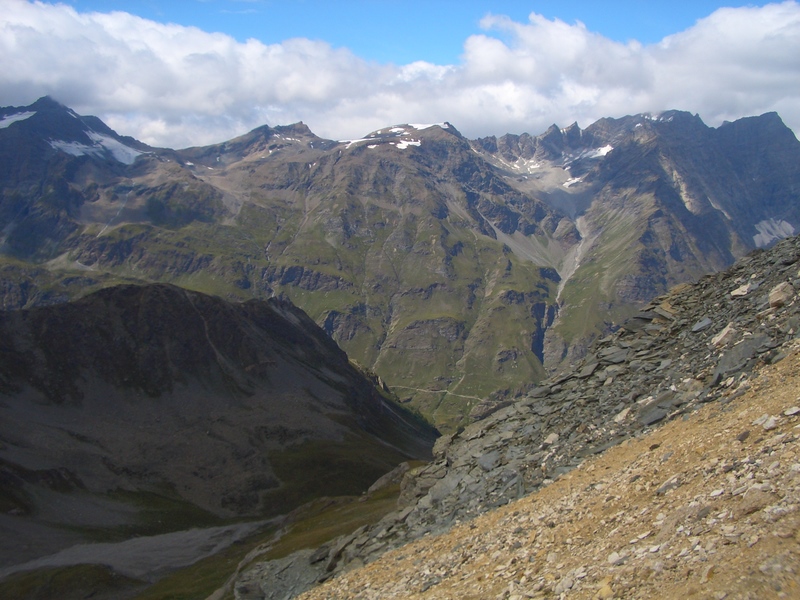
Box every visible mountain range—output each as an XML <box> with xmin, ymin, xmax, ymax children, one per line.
<box><xmin>1</xmin><ymin>96</ymin><xmax>800</xmax><ymax>598</ymax></box>
<box><xmin>1</xmin><ymin>96</ymin><xmax>799</xmax><ymax>433</ymax></box>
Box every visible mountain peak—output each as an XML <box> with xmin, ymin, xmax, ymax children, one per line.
<box><xmin>274</xmin><ymin>121</ymin><xmax>315</xmax><ymax>137</ymax></box>
<box><xmin>369</xmin><ymin>122</ymin><xmax>457</xmax><ymax>137</ymax></box>
<box><xmin>0</xmin><ymin>96</ymin><xmax>150</xmax><ymax>166</ymax></box>
<box><xmin>718</xmin><ymin>110</ymin><xmax>793</xmax><ymax>137</ymax></box>
<box><xmin>29</xmin><ymin>95</ymin><xmax>68</xmax><ymax>111</ymax></box>
<box><xmin>338</xmin><ymin>122</ymin><xmax>460</xmax><ymax>151</ymax></box>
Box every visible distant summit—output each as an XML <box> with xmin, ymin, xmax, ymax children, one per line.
<box><xmin>0</xmin><ymin>95</ymin><xmax>151</xmax><ymax>166</ymax></box>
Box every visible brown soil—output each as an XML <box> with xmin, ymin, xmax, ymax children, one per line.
<box><xmin>299</xmin><ymin>344</ymin><xmax>800</xmax><ymax>599</ymax></box>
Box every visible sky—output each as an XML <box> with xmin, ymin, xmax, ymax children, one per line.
<box><xmin>1</xmin><ymin>0</ymin><xmax>799</xmax><ymax>148</ymax></box>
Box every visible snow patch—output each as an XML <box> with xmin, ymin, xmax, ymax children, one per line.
<box><xmin>86</xmin><ymin>132</ymin><xmax>144</xmax><ymax>164</ymax></box>
<box><xmin>0</xmin><ymin>111</ymin><xmax>36</xmax><ymax>128</ymax></box>
<box><xmin>588</xmin><ymin>145</ymin><xmax>613</xmax><ymax>158</ymax></box>
<box><xmin>340</xmin><ymin>138</ymin><xmax>371</xmax><ymax>149</ymax></box>
<box><xmin>396</xmin><ymin>139</ymin><xmax>421</xmax><ymax>150</ymax></box>
<box><xmin>390</xmin><ymin>127</ymin><xmax>406</xmax><ymax>134</ymax></box>
<box><xmin>563</xmin><ymin>177</ymin><xmax>583</xmax><ymax>188</ymax></box>
<box><xmin>49</xmin><ymin>132</ymin><xmax>144</xmax><ymax>165</ymax></box>
<box><xmin>643</xmin><ymin>113</ymin><xmax>673</xmax><ymax>123</ymax></box>
<box><xmin>510</xmin><ymin>157</ymin><xmax>541</xmax><ymax>172</ymax></box>
<box><xmin>48</xmin><ymin>139</ymin><xmax>94</xmax><ymax>158</ymax></box>
<box><xmin>367</xmin><ymin>145</ymin><xmax>378</xmax><ymax>149</ymax></box>
<box><xmin>753</xmin><ymin>218</ymin><xmax>795</xmax><ymax>248</ymax></box>
<box><xmin>560</xmin><ymin>145</ymin><xmax>614</xmax><ymax>168</ymax></box>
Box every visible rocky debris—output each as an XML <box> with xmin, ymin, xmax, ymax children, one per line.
<box><xmin>235</xmin><ymin>549</ymin><xmax>323</xmax><ymax>600</ymax></box>
<box><xmin>235</xmin><ymin>235</ymin><xmax>800</xmax><ymax>599</ymax></box>
<box><xmin>469</xmin><ymin>399</ymin><xmax>515</xmax><ymax>421</ymax></box>
<box><xmin>366</xmin><ymin>463</ymin><xmax>411</xmax><ymax>496</ymax></box>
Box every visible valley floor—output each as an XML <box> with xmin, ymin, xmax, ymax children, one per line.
<box><xmin>0</xmin><ymin>519</ymin><xmax>270</xmax><ymax>582</ymax></box>
<box><xmin>298</xmin><ymin>345</ymin><xmax>800</xmax><ymax>599</ymax></box>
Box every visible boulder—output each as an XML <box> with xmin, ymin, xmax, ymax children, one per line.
<box><xmin>769</xmin><ymin>281</ymin><xmax>795</xmax><ymax>308</ymax></box>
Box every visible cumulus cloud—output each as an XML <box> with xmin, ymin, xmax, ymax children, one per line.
<box><xmin>1</xmin><ymin>0</ymin><xmax>798</xmax><ymax>147</ymax></box>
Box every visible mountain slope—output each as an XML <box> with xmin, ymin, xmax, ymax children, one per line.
<box><xmin>298</xmin><ymin>347</ymin><xmax>800</xmax><ymax>600</ymax></box>
<box><xmin>238</xmin><ymin>229</ymin><xmax>800</xmax><ymax>600</ymax></box>
<box><xmin>0</xmin><ymin>283</ymin><xmax>437</xmax><ymax>568</ymax></box>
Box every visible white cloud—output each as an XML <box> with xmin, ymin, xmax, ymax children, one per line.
<box><xmin>1</xmin><ymin>0</ymin><xmax>798</xmax><ymax>147</ymax></box>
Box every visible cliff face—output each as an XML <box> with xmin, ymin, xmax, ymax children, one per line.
<box><xmin>0</xmin><ymin>283</ymin><xmax>437</xmax><ymax>567</ymax></box>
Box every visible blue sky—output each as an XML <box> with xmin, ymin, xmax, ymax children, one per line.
<box><xmin>2</xmin><ymin>1</ymin><xmax>799</xmax><ymax>147</ymax></box>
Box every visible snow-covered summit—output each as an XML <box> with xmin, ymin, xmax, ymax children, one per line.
<box><xmin>339</xmin><ymin>122</ymin><xmax>454</xmax><ymax>151</ymax></box>
<box><xmin>0</xmin><ymin>97</ymin><xmax>151</xmax><ymax>165</ymax></box>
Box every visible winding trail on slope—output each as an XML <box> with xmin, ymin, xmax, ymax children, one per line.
<box><xmin>390</xmin><ymin>385</ymin><xmax>483</xmax><ymax>401</ymax></box>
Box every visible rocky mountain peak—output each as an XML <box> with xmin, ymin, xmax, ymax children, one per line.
<box><xmin>716</xmin><ymin>111</ymin><xmax>799</xmax><ymax>151</ymax></box>
<box><xmin>561</xmin><ymin>121</ymin><xmax>582</xmax><ymax>143</ymax></box>
<box><xmin>273</xmin><ymin>121</ymin><xmax>316</xmax><ymax>138</ymax></box>
<box><xmin>0</xmin><ymin>96</ymin><xmax>151</xmax><ymax>167</ymax></box>
<box><xmin>177</xmin><ymin>120</ymin><xmax>338</xmax><ymax>166</ymax></box>
<box><xmin>338</xmin><ymin>122</ymin><xmax>461</xmax><ymax>154</ymax></box>
<box><xmin>28</xmin><ymin>95</ymin><xmax>68</xmax><ymax>111</ymax></box>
